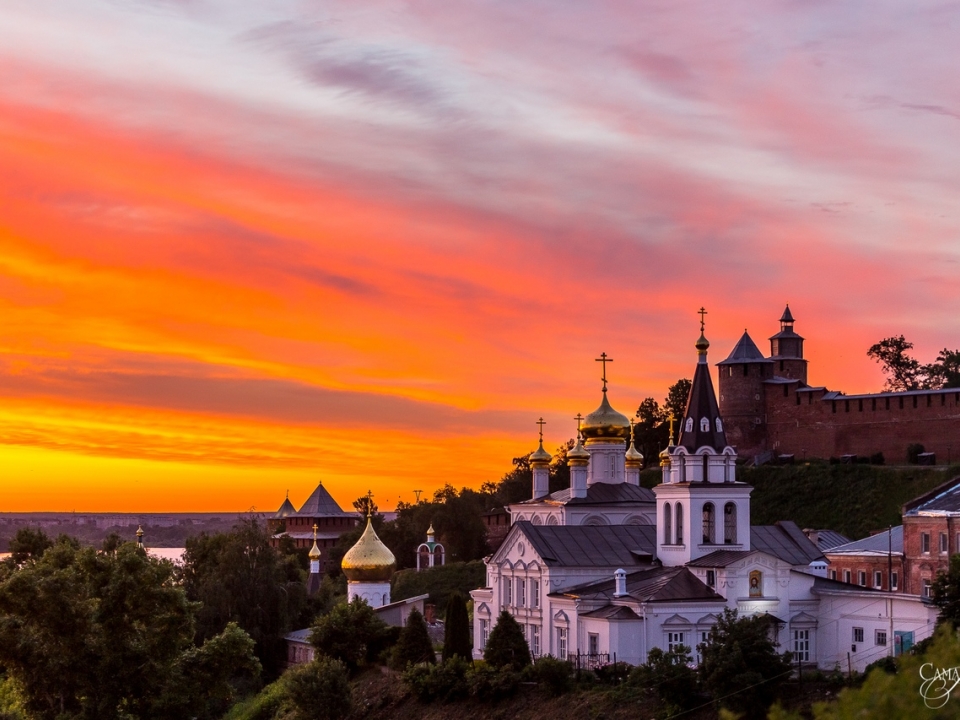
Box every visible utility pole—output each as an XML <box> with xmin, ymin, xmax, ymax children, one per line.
<box><xmin>889</xmin><ymin>524</ymin><xmax>895</xmax><ymax>657</ymax></box>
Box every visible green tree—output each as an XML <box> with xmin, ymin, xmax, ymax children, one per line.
<box><xmin>6</xmin><ymin>527</ymin><xmax>53</xmax><ymax>565</ymax></box>
<box><xmin>483</xmin><ymin>610</ymin><xmax>531</xmax><ymax>670</ymax></box>
<box><xmin>0</xmin><ymin>539</ymin><xmax>259</xmax><ymax>720</ymax></box>
<box><xmin>352</xmin><ymin>492</ymin><xmax>379</xmax><ymax>518</ymax></box>
<box><xmin>285</xmin><ymin>657</ymin><xmax>352</xmax><ymax>720</ymax></box>
<box><xmin>631</xmin><ymin>645</ymin><xmax>697</xmax><ymax>713</ymax></box>
<box><xmin>442</xmin><ymin>592</ymin><xmax>472</xmax><ymax>661</ymax></box>
<box><xmin>932</xmin><ymin>553</ymin><xmax>960</xmax><ymax>628</ymax></box>
<box><xmin>664</xmin><ymin>378</ymin><xmax>693</xmax><ymax>422</ymax></box>
<box><xmin>392</xmin><ymin>608</ymin><xmax>436</xmax><ymax>669</ymax></box>
<box><xmin>309</xmin><ymin>598</ymin><xmax>390</xmax><ymax>673</ymax></box>
<box><xmin>868</xmin><ymin>335</ymin><xmax>922</xmax><ymax>391</ymax></box>
<box><xmin>698</xmin><ymin>608</ymin><xmax>792</xmax><ymax>720</ymax></box>
<box><xmin>924</xmin><ymin>348</ymin><xmax>960</xmax><ymax>389</ymax></box>
<box><xmin>179</xmin><ymin>517</ymin><xmax>307</xmax><ymax>678</ymax></box>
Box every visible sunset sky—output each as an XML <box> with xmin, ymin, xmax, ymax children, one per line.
<box><xmin>2</xmin><ymin>2</ymin><xmax>959</xmax><ymax>512</ymax></box>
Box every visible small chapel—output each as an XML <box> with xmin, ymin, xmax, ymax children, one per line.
<box><xmin>471</xmin><ymin>314</ymin><xmax>937</xmax><ymax>671</ymax></box>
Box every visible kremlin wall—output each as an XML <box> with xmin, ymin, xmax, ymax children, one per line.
<box><xmin>718</xmin><ymin>306</ymin><xmax>960</xmax><ymax>464</ymax></box>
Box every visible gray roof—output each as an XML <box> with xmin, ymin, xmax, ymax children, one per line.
<box><xmin>904</xmin><ymin>477</ymin><xmax>960</xmax><ymax>516</ymax></box>
<box><xmin>510</xmin><ymin>521</ymin><xmax>656</xmax><ymax>567</ymax></box>
<box><xmin>580</xmin><ymin>605</ymin><xmax>642</xmax><ymax>620</ymax></box>
<box><xmin>554</xmin><ymin>566</ymin><xmax>723</xmax><ymax>603</ymax></box>
<box><xmin>274</xmin><ymin>497</ymin><xmax>297</xmax><ymax>519</ymax></box>
<box><xmin>718</xmin><ymin>331</ymin><xmax>772</xmax><ymax>365</ymax></box>
<box><xmin>763</xmin><ymin>377</ymin><xmax>800</xmax><ymax>385</ymax></box>
<box><xmin>525</xmin><ymin>482</ymin><xmax>655</xmax><ymax>506</ymax></box>
<box><xmin>780</xmin><ymin>305</ymin><xmax>795</xmax><ymax>323</ymax></box>
<box><xmin>826</xmin><ymin>526</ymin><xmax>903</xmax><ymax>556</ymax></box>
<box><xmin>812</xmin><ymin>530</ymin><xmax>851</xmax><ymax>551</ymax></box>
<box><xmin>689</xmin><ymin>522</ymin><xmax>824</xmax><ymax>567</ymax></box>
<box><xmin>679</xmin><ymin>351</ymin><xmax>728</xmax><ymax>452</ymax></box>
<box><xmin>297</xmin><ymin>482</ymin><xmax>351</xmax><ymax>517</ymax></box>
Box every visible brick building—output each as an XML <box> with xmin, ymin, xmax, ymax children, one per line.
<box><xmin>718</xmin><ymin>305</ymin><xmax>960</xmax><ymax>463</ymax></box>
<box><xmin>268</xmin><ymin>482</ymin><xmax>360</xmax><ymax>573</ymax></box>
<box><xmin>825</xmin><ymin>476</ymin><xmax>960</xmax><ymax>597</ymax></box>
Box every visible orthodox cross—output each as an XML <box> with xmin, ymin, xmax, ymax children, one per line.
<box><xmin>365</xmin><ymin>489</ymin><xmax>374</xmax><ymax>518</ymax></box>
<box><xmin>574</xmin><ymin>413</ymin><xmax>584</xmax><ymax>433</ymax></box>
<box><xmin>667</xmin><ymin>413</ymin><xmax>676</xmax><ymax>445</ymax></box>
<box><xmin>629</xmin><ymin>417</ymin><xmax>636</xmax><ymax>444</ymax></box>
<box><xmin>312</xmin><ymin>523</ymin><xmax>318</xmax><ymax>542</ymax></box>
<box><xmin>698</xmin><ymin>307</ymin><xmax>708</xmax><ymax>332</ymax></box>
<box><xmin>536</xmin><ymin>417</ymin><xmax>546</xmax><ymax>442</ymax></box>
<box><xmin>595</xmin><ymin>352</ymin><xmax>613</xmax><ymax>391</ymax></box>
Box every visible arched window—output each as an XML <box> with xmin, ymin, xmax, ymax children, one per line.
<box><xmin>685</xmin><ymin>417</ymin><xmax>693</xmax><ymax>432</ymax></box>
<box><xmin>663</xmin><ymin>503</ymin><xmax>672</xmax><ymax>544</ymax></box>
<box><xmin>700</xmin><ymin>417</ymin><xmax>709</xmax><ymax>432</ymax></box>
<box><xmin>716</xmin><ymin>418</ymin><xmax>723</xmax><ymax>432</ymax></box>
<box><xmin>675</xmin><ymin>503</ymin><xmax>684</xmax><ymax>545</ymax></box>
<box><xmin>702</xmin><ymin>503</ymin><xmax>715</xmax><ymax>544</ymax></box>
<box><xmin>724</xmin><ymin>503</ymin><xmax>737</xmax><ymax>544</ymax></box>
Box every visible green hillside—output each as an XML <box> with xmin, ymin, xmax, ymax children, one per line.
<box><xmin>642</xmin><ymin>462</ymin><xmax>960</xmax><ymax>540</ymax></box>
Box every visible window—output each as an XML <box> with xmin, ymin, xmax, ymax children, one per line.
<box><xmin>874</xmin><ymin>571</ymin><xmax>883</xmax><ymax>589</ymax></box>
<box><xmin>531</xmin><ymin>579</ymin><xmax>540</xmax><ymax>608</ymax></box>
<box><xmin>557</xmin><ymin>627</ymin><xmax>567</xmax><ymax>658</ymax></box>
<box><xmin>530</xmin><ymin>625</ymin><xmax>541</xmax><ymax>656</ymax></box>
<box><xmin>940</xmin><ymin>532</ymin><xmax>948</xmax><ymax>554</ymax></box>
<box><xmin>793</xmin><ymin>630</ymin><xmax>810</xmax><ymax>662</ymax></box>
<box><xmin>922</xmin><ymin>533</ymin><xmax>931</xmax><ymax>554</ymax></box>
<box><xmin>891</xmin><ymin>572</ymin><xmax>899</xmax><ymax>591</ymax></box>
<box><xmin>667</xmin><ymin>631</ymin><xmax>685</xmax><ymax>652</ymax></box>
<box><xmin>685</xmin><ymin>417</ymin><xmax>693</xmax><ymax>432</ymax></box>
<box><xmin>858</xmin><ymin>571</ymin><xmax>867</xmax><ymax>587</ymax></box>
<box><xmin>706</xmin><ymin>570</ymin><xmax>716</xmax><ymax>588</ymax></box>
<box><xmin>830</xmin><ymin>569</ymin><xmax>837</xmax><ymax>581</ymax></box>
<box><xmin>663</xmin><ymin>503</ymin><xmax>672</xmax><ymax>544</ymax></box>
<box><xmin>716</xmin><ymin>418</ymin><xmax>723</xmax><ymax>432</ymax></box>
<box><xmin>853</xmin><ymin>627</ymin><xmax>864</xmax><ymax>643</ymax></box>
<box><xmin>923</xmin><ymin>579</ymin><xmax>932</xmax><ymax>598</ymax></box>
<box><xmin>480</xmin><ymin>619</ymin><xmax>489</xmax><ymax>649</ymax></box>
<box><xmin>588</xmin><ymin>633</ymin><xmax>600</xmax><ymax>655</ymax></box>
<box><xmin>876</xmin><ymin>630</ymin><xmax>887</xmax><ymax>646</ymax></box>
<box><xmin>844</xmin><ymin>570</ymin><xmax>852</xmax><ymax>584</ymax></box>
<box><xmin>724</xmin><ymin>503</ymin><xmax>737</xmax><ymax>544</ymax></box>
<box><xmin>675</xmin><ymin>503</ymin><xmax>684</xmax><ymax>545</ymax></box>
<box><xmin>504</xmin><ymin>577</ymin><xmax>512</xmax><ymax>606</ymax></box>
<box><xmin>517</xmin><ymin>578</ymin><xmax>526</xmax><ymax>607</ymax></box>
<box><xmin>702</xmin><ymin>503</ymin><xmax>715</xmax><ymax>544</ymax></box>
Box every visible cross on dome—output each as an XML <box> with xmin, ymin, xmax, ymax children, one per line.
<box><xmin>595</xmin><ymin>352</ymin><xmax>613</xmax><ymax>392</ymax></box>
<box><xmin>537</xmin><ymin>417</ymin><xmax>546</xmax><ymax>442</ymax></box>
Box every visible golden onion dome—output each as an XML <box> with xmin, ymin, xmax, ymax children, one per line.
<box><xmin>581</xmin><ymin>392</ymin><xmax>631</xmax><ymax>441</ymax></box>
<box><xmin>341</xmin><ymin>517</ymin><xmax>396</xmax><ymax>582</ymax></box>
<box><xmin>696</xmin><ymin>331</ymin><xmax>710</xmax><ymax>355</ymax></box>
<box><xmin>530</xmin><ymin>439</ymin><xmax>551</xmax><ymax>466</ymax></box>
<box><xmin>567</xmin><ymin>435</ymin><xmax>591</xmax><ymax>464</ymax></box>
<box><xmin>625</xmin><ymin>440</ymin><xmax>644</xmax><ymax>466</ymax></box>
<box><xmin>659</xmin><ymin>447</ymin><xmax>672</xmax><ymax>467</ymax></box>
<box><xmin>308</xmin><ymin>540</ymin><xmax>322</xmax><ymax>561</ymax></box>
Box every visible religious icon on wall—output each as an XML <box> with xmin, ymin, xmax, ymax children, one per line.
<box><xmin>749</xmin><ymin>569</ymin><xmax>762</xmax><ymax>597</ymax></box>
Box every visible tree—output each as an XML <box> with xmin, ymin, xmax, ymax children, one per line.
<box><xmin>868</xmin><ymin>336</ymin><xmax>922</xmax><ymax>391</ymax></box>
<box><xmin>664</xmin><ymin>378</ymin><xmax>692</xmax><ymax>422</ymax></box>
<box><xmin>631</xmin><ymin>644</ymin><xmax>697</xmax><ymax>713</ymax></box>
<box><xmin>442</xmin><ymin>593</ymin><xmax>472</xmax><ymax>661</ymax></box>
<box><xmin>179</xmin><ymin>517</ymin><xmax>307</xmax><ymax>678</ymax></box>
<box><xmin>352</xmin><ymin>493</ymin><xmax>379</xmax><ymax>518</ymax></box>
<box><xmin>0</xmin><ymin>539</ymin><xmax>260</xmax><ymax>720</ymax></box>
<box><xmin>391</xmin><ymin>608</ymin><xmax>436</xmax><ymax>669</ymax></box>
<box><xmin>923</xmin><ymin>348</ymin><xmax>960</xmax><ymax>389</ymax></box>
<box><xmin>698</xmin><ymin>608</ymin><xmax>792</xmax><ymax>720</ymax></box>
<box><xmin>285</xmin><ymin>656</ymin><xmax>352</xmax><ymax>720</ymax></box>
<box><xmin>483</xmin><ymin>610</ymin><xmax>531</xmax><ymax>670</ymax></box>
<box><xmin>309</xmin><ymin>598</ymin><xmax>391</xmax><ymax>673</ymax></box>
<box><xmin>932</xmin><ymin>554</ymin><xmax>960</xmax><ymax>628</ymax></box>
<box><xmin>6</xmin><ymin>527</ymin><xmax>53</xmax><ymax>565</ymax></box>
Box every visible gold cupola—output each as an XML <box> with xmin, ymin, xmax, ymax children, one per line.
<box><xmin>567</xmin><ymin>433</ymin><xmax>591</xmax><ymax>465</ymax></box>
<box><xmin>581</xmin><ymin>392</ymin><xmax>631</xmax><ymax>442</ymax></box>
<box><xmin>308</xmin><ymin>523</ymin><xmax>322</xmax><ymax>562</ymax></box>
<box><xmin>530</xmin><ymin>439</ymin><xmax>551</xmax><ymax>466</ymax></box>
<box><xmin>625</xmin><ymin>420</ymin><xmax>644</xmax><ymax>467</ymax></box>
<box><xmin>341</xmin><ymin>516</ymin><xmax>396</xmax><ymax>583</ymax></box>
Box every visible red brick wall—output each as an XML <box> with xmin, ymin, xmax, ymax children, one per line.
<box><xmin>825</xmin><ymin>554</ymin><xmax>903</xmax><ymax>591</ymax></box>
<box><xmin>902</xmin><ymin>515</ymin><xmax>958</xmax><ymax>595</ymax></box>
<box><xmin>718</xmin><ymin>362</ymin><xmax>771</xmax><ymax>454</ymax></box>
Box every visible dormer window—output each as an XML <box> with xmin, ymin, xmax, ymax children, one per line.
<box><xmin>700</xmin><ymin>417</ymin><xmax>709</xmax><ymax>432</ymax></box>
<box><xmin>685</xmin><ymin>417</ymin><xmax>694</xmax><ymax>432</ymax></box>
<box><xmin>715</xmin><ymin>418</ymin><xmax>723</xmax><ymax>432</ymax></box>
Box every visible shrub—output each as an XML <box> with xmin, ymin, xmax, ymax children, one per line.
<box><xmin>594</xmin><ymin>660</ymin><xmax>632</xmax><ymax>685</ymax></box>
<box><xmin>483</xmin><ymin>610</ymin><xmax>531</xmax><ymax>671</ymax></box>
<box><xmin>221</xmin><ymin>680</ymin><xmax>287</xmax><ymax>720</ymax></box>
<box><xmin>310</xmin><ymin>598</ymin><xmax>390</xmax><ymax>673</ymax></box>
<box><xmin>442</xmin><ymin>592</ymin><xmax>472</xmax><ymax>661</ymax></box>
<box><xmin>864</xmin><ymin>655</ymin><xmax>898</xmax><ymax>676</ymax></box>
<box><xmin>631</xmin><ymin>645</ymin><xmax>697</xmax><ymax>712</ymax></box>
<box><xmin>466</xmin><ymin>661</ymin><xmax>521</xmax><ymax>703</ymax></box>
<box><xmin>391</xmin><ymin>561</ymin><xmax>486</xmax><ymax>616</ymax></box>
<box><xmin>285</xmin><ymin>657</ymin><xmax>351</xmax><ymax>720</ymax></box>
<box><xmin>402</xmin><ymin>656</ymin><xmax>470</xmax><ymax>703</ymax></box>
<box><xmin>531</xmin><ymin>655</ymin><xmax>573</xmax><ymax>696</ymax></box>
<box><xmin>391</xmin><ymin>609</ymin><xmax>436</xmax><ymax>670</ymax></box>
<box><xmin>870</xmin><ymin>452</ymin><xmax>885</xmax><ymax>465</ymax></box>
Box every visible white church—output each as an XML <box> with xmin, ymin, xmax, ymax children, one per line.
<box><xmin>471</xmin><ymin>321</ymin><xmax>938</xmax><ymax>671</ymax></box>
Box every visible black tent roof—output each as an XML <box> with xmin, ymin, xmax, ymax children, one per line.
<box><xmin>678</xmin><ymin>350</ymin><xmax>728</xmax><ymax>452</ymax></box>
<box><xmin>718</xmin><ymin>331</ymin><xmax>772</xmax><ymax>366</ymax></box>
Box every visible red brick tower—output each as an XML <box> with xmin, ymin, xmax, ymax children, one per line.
<box><xmin>769</xmin><ymin>305</ymin><xmax>807</xmax><ymax>382</ymax></box>
<box><xmin>717</xmin><ymin>330</ymin><xmax>771</xmax><ymax>454</ymax></box>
